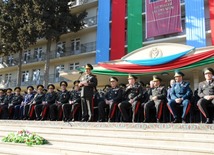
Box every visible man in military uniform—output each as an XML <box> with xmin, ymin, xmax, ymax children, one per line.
<box><xmin>38</xmin><ymin>84</ymin><xmax>57</xmax><ymax>120</ymax></box>
<box><xmin>167</xmin><ymin>71</ymin><xmax>192</xmax><ymax>123</ymax></box>
<box><xmin>0</xmin><ymin>88</ymin><xmax>13</xmax><ymax>119</ymax></box>
<box><xmin>28</xmin><ymin>85</ymin><xmax>45</xmax><ymax>120</ymax></box>
<box><xmin>63</xmin><ymin>80</ymin><xmax>81</xmax><ymax>122</ymax></box>
<box><xmin>20</xmin><ymin>86</ymin><xmax>35</xmax><ymax>119</ymax></box>
<box><xmin>118</xmin><ymin>74</ymin><xmax>144</xmax><ymax>122</ymax></box>
<box><xmin>79</xmin><ymin>64</ymin><xmax>97</xmax><ymax>122</ymax></box>
<box><xmin>49</xmin><ymin>81</ymin><xmax>70</xmax><ymax>121</ymax></box>
<box><xmin>197</xmin><ymin>67</ymin><xmax>214</xmax><ymax>124</ymax></box>
<box><xmin>144</xmin><ymin>76</ymin><xmax>167</xmax><ymax>123</ymax></box>
<box><xmin>9</xmin><ymin>87</ymin><xmax>23</xmax><ymax>119</ymax></box>
<box><xmin>98</xmin><ymin>77</ymin><xmax>123</xmax><ymax>122</ymax></box>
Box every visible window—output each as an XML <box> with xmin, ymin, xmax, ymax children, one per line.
<box><xmin>23</xmin><ymin>50</ymin><xmax>31</xmax><ymax>63</ymax></box>
<box><xmin>7</xmin><ymin>55</ymin><xmax>14</xmax><ymax>66</ymax></box>
<box><xmin>56</xmin><ymin>42</ymin><xmax>66</xmax><ymax>57</ymax></box>
<box><xmin>5</xmin><ymin>73</ymin><xmax>12</xmax><ymax>87</ymax></box>
<box><xmin>71</xmin><ymin>38</ymin><xmax>80</xmax><ymax>54</ymax></box>
<box><xmin>34</xmin><ymin>47</ymin><xmax>43</xmax><ymax>61</ymax></box>
<box><xmin>32</xmin><ymin>69</ymin><xmax>41</xmax><ymax>84</ymax></box>
<box><xmin>69</xmin><ymin>62</ymin><xmax>80</xmax><ymax>70</ymax></box>
<box><xmin>22</xmin><ymin>71</ymin><xmax>29</xmax><ymax>82</ymax></box>
<box><xmin>55</xmin><ymin>65</ymin><xmax>64</xmax><ymax>82</ymax></box>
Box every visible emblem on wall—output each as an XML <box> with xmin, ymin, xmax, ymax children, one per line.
<box><xmin>150</xmin><ymin>48</ymin><xmax>163</xmax><ymax>58</ymax></box>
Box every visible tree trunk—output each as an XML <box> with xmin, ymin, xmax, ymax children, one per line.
<box><xmin>17</xmin><ymin>51</ymin><xmax>22</xmax><ymax>87</ymax></box>
<box><xmin>43</xmin><ymin>39</ymin><xmax>51</xmax><ymax>88</ymax></box>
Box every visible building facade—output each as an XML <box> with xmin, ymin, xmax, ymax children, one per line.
<box><xmin>0</xmin><ymin>0</ymin><xmax>213</xmax><ymax>90</ymax></box>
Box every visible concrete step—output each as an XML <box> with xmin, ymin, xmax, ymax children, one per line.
<box><xmin>1</xmin><ymin>120</ymin><xmax>214</xmax><ymax>155</ymax></box>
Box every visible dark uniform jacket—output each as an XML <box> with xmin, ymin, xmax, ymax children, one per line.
<box><xmin>124</xmin><ymin>82</ymin><xmax>144</xmax><ymax>102</ymax></box>
<box><xmin>171</xmin><ymin>81</ymin><xmax>192</xmax><ymax>100</ymax></box>
<box><xmin>33</xmin><ymin>93</ymin><xmax>45</xmax><ymax>105</ymax></box>
<box><xmin>57</xmin><ymin>90</ymin><xmax>70</xmax><ymax>104</ymax></box>
<box><xmin>81</xmin><ymin>74</ymin><xmax>97</xmax><ymax>98</ymax></box>
<box><xmin>0</xmin><ymin>95</ymin><xmax>5</xmax><ymax>103</ymax></box>
<box><xmin>149</xmin><ymin>86</ymin><xmax>167</xmax><ymax>101</ymax></box>
<box><xmin>69</xmin><ymin>90</ymin><xmax>81</xmax><ymax>103</ymax></box>
<box><xmin>198</xmin><ymin>80</ymin><xmax>214</xmax><ymax>98</ymax></box>
<box><xmin>11</xmin><ymin>94</ymin><xmax>23</xmax><ymax>106</ymax></box>
<box><xmin>44</xmin><ymin>92</ymin><xmax>57</xmax><ymax>105</ymax></box>
<box><xmin>3</xmin><ymin>94</ymin><xmax>14</xmax><ymax>106</ymax></box>
<box><xmin>104</xmin><ymin>86</ymin><xmax>123</xmax><ymax>103</ymax></box>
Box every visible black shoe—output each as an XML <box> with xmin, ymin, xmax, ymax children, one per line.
<box><xmin>98</xmin><ymin>119</ymin><xmax>105</xmax><ymax>122</ymax></box>
<box><xmin>143</xmin><ymin>119</ymin><xmax>149</xmax><ymax>123</ymax></box>
<box><xmin>173</xmin><ymin>119</ymin><xmax>179</xmax><ymax>123</ymax></box>
<box><xmin>81</xmin><ymin>118</ymin><xmax>87</xmax><ymax>122</ymax></box>
<box><xmin>205</xmin><ymin>118</ymin><xmax>212</xmax><ymax>124</ymax></box>
<box><xmin>182</xmin><ymin>119</ymin><xmax>186</xmax><ymax>123</ymax></box>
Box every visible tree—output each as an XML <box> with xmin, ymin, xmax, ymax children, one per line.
<box><xmin>35</xmin><ymin>0</ymin><xmax>87</xmax><ymax>87</ymax></box>
<box><xmin>0</xmin><ymin>0</ymin><xmax>42</xmax><ymax>86</ymax></box>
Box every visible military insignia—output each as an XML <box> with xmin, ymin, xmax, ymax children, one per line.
<box><xmin>150</xmin><ymin>48</ymin><xmax>163</xmax><ymax>58</ymax></box>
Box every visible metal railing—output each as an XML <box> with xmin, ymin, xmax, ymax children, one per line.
<box><xmin>70</xmin><ymin>0</ymin><xmax>97</xmax><ymax>7</ymax></box>
<box><xmin>84</xmin><ymin>16</ymin><xmax>97</xmax><ymax>27</ymax></box>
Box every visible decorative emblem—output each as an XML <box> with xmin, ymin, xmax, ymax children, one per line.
<box><xmin>150</xmin><ymin>48</ymin><xmax>163</xmax><ymax>58</ymax></box>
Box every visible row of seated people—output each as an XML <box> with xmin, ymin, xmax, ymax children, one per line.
<box><xmin>0</xmin><ymin>67</ymin><xmax>213</xmax><ymax>123</ymax></box>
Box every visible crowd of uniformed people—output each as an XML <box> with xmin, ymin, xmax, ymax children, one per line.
<box><xmin>0</xmin><ymin>64</ymin><xmax>213</xmax><ymax>124</ymax></box>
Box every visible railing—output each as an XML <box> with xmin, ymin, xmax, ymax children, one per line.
<box><xmin>8</xmin><ymin>74</ymin><xmax>70</xmax><ymax>88</ymax></box>
<box><xmin>84</xmin><ymin>16</ymin><xmax>97</xmax><ymax>27</ymax></box>
<box><xmin>70</xmin><ymin>0</ymin><xmax>97</xmax><ymax>7</ymax></box>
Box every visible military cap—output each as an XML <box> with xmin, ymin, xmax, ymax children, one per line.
<box><xmin>203</xmin><ymin>67</ymin><xmax>214</xmax><ymax>75</ymax></box>
<box><xmin>85</xmin><ymin>63</ymin><xmax>93</xmax><ymax>70</ymax></box>
<box><xmin>73</xmin><ymin>80</ymin><xmax>80</xmax><ymax>86</ymax></box>
<box><xmin>6</xmin><ymin>88</ymin><xmax>13</xmax><ymax>92</ymax></box>
<box><xmin>60</xmin><ymin>81</ymin><xmax>68</xmax><ymax>87</ymax></box>
<box><xmin>27</xmin><ymin>85</ymin><xmax>34</xmax><ymax>90</ymax></box>
<box><xmin>47</xmin><ymin>84</ymin><xmax>55</xmax><ymax>89</ymax></box>
<box><xmin>0</xmin><ymin>89</ymin><xmax>4</xmax><ymax>93</ymax></box>
<box><xmin>43</xmin><ymin>89</ymin><xmax>47</xmax><ymax>93</ymax></box>
<box><xmin>152</xmin><ymin>75</ymin><xmax>162</xmax><ymax>82</ymax></box>
<box><xmin>174</xmin><ymin>71</ymin><xmax>185</xmax><ymax>77</ymax></box>
<box><xmin>37</xmin><ymin>84</ymin><xmax>44</xmax><ymax>89</ymax></box>
<box><xmin>14</xmin><ymin>87</ymin><xmax>21</xmax><ymax>91</ymax></box>
<box><xmin>109</xmin><ymin>77</ymin><xmax>118</xmax><ymax>82</ymax></box>
<box><xmin>128</xmin><ymin>74</ymin><xmax>138</xmax><ymax>80</ymax></box>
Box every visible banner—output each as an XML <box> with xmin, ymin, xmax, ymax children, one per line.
<box><xmin>146</xmin><ymin>0</ymin><xmax>182</xmax><ymax>38</ymax></box>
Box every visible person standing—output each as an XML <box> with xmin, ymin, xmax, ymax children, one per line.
<box><xmin>167</xmin><ymin>71</ymin><xmax>192</xmax><ymax>123</ymax></box>
<box><xmin>197</xmin><ymin>68</ymin><xmax>214</xmax><ymax>124</ymax></box>
<box><xmin>79</xmin><ymin>64</ymin><xmax>97</xmax><ymax>122</ymax></box>
<box><xmin>1</xmin><ymin>88</ymin><xmax>13</xmax><ymax>119</ymax></box>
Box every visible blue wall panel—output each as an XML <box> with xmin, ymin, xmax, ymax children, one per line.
<box><xmin>185</xmin><ymin>0</ymin><xmax>206</xmax><ymax>48</ymax></box>
<box><xmin>96</xmin><ymin>0</ymin><xmax>110</xmax><ymax>63</ymax></box>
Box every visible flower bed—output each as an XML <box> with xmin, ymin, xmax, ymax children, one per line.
<box><xmin>2</xmin><ymin>129</ymin><xmax>48</xmax><ymax>146</ymax></box>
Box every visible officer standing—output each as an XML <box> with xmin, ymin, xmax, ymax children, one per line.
<box><xmin>197</xmin><ymin>67</ymin><xmax>214</xmax><ymax>124</ymax></box>
<box><xmin>167</xmin><ymin>71</ymin><xmax>192</xmax><ymax>123</ymax></box>
<box><xmin>118</xmin><ymin>74</ymin><xmax>144</xmax><ymax>122</ymax></box>
<box><xmin>79</xmin><ymin>64</ymin><xmax>97</xmax><ymax>122</ymax></box>
<box><xmin>63</xmin><ymin>80</ymin><xmax>81</xmax><ymax>122</ymax></box>
<box><xmin>9</xmin><ymin>87</ymin><xmax>23</xmax><ymax>119</ymax></box>
<box><xmin>144</xmin><ymin>76</ymin><xmax>167</xmax><ymax>123</ymax></box>
<box><xmin>98</xmin><ymin>77</ymin><xmax>123</xmax><ymax>122</ymax></box>
<box><xmin>49</xmin><ymin>81</ymin><xmax>70</xmax><ymax>121</ymax></box>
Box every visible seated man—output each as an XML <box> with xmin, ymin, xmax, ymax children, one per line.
<box><xmin>63</xmin><ymin>80</ymin><xmax>81</xmax><ymax>122</ymax></box>
<box><xmin>1</xmin><ymin>88</ymin><xmax>13</xmax><ymax>119</ymax></box>
<box><xmin>197</xmin><ymin>68</ymin><xmax>214</xmax><ymax>124</ymax></box>
<box><xmin>98</xmin><ymin>77</ymin><xmax>123</xmax><ymax>122</ymax></box>
<box><xmin>167</xmin><ymin>71</ymin><xmax>192</xmax><ymax>123</ymax></box>
<box><xmin>49</xmin><ymin>81</ymin><xmax>70</xmax><ymax>121</ymax></box>
<box><xmin>39</xmin><ymin>84</ymin><xmax>57</xmax><ymax>120</ymax></box>
<box><xmin>118</xmin><ymin>74</ymin><xmax>144</xmax><ymax>122</ymax></box>
<box><xmin>144</xmin><ymin>76</ymin><xmax>167</xmax><ymax>123</ymax></box>
<box><xmin>9</xmin><ymin>87</ymin><xmax>23</xmax><ymax>119</ymax></box>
